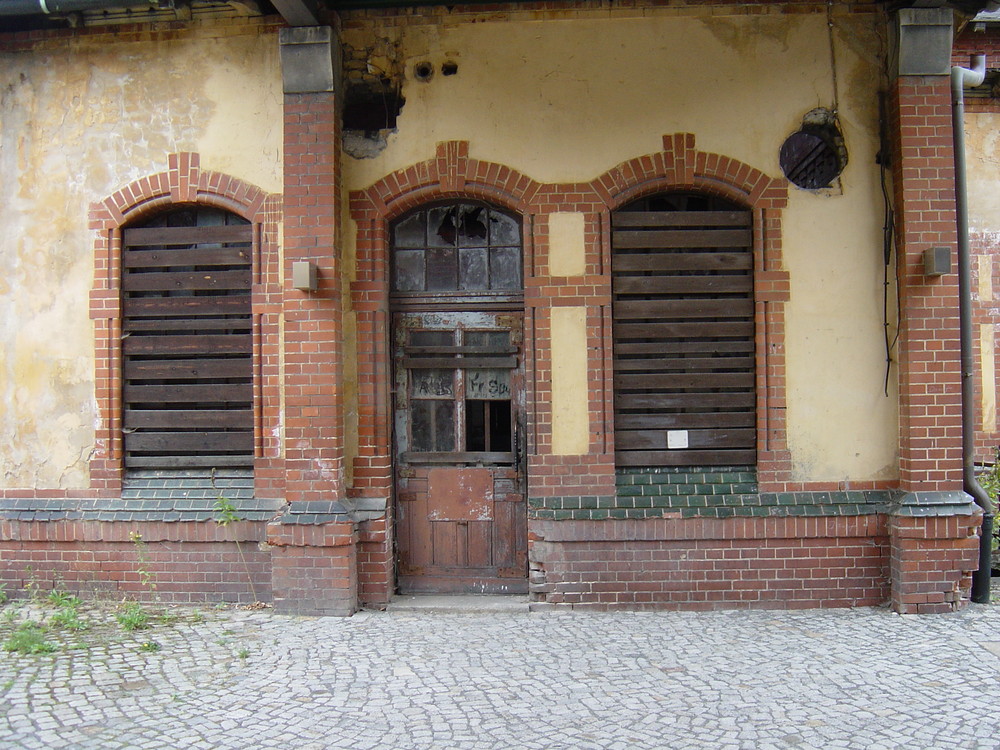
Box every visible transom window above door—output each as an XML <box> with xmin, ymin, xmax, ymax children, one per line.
<box><xmin>391</xmin><ymin>203</ymin><xmax>522</xmax><ymax>299</ymax></box>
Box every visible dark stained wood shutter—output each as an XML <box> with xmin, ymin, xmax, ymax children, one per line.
<box><xmin>612</xmin><ymin>194</ymin><xmax>755</xmax><ymax>467</ymax></box>
<box><xmin>121</xmin><ymin>208</ymin><xmax>253</xmax><ymax>470</ymax></box>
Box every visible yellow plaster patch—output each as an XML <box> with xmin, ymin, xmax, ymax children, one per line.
<box><xmin>550</xmin><ymin>306</ymin><xmax>589</xmax><ymax>455</ymax></box>
<box><xmin>0</xmin><ymin>28</ymin><xmax>280</xmax><ymax>489</ymax></box>
<box><xmin>547</xmin><ymin>213</ymin><xmax>586</xmax><ymax>277</ymax></box>
<box><xmin>982</xmin><ymin>324</ymin><xmax>996</xmax><ymax>433</ymax></box>
<box><xmin>979</xmin><ymin>255</ymin><xmax>993</xmax><ymax>302</ymax></box>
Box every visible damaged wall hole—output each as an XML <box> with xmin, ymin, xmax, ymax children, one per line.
<box><xmin>414</xmin><ymin>61</ymin><xmax>434</xmax><ymax>82</ymax></box>
<box><xmin>342</xmin><ymin>38</ymin><xmax>406</xmax><ymax>158</ymax></box>
<box><xmin>442</xmin><ymin>61</ymin><xmax>458</xmax><ymax>76</ymax></box>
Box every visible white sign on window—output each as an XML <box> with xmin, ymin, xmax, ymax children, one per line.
<box><xmin>667</xmin><ymin>430</ymin><xmax>689</xmax><ymax>450</ymax></box>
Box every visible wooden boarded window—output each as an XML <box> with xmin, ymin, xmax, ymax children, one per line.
<box><xmin>612</xmin><ymin>193</ymin><xmax>755</xmax><ymax>467</ymax></box>
<box><xmin>121</xmin><ymin>207</ymin><xmax>253</xmax><ymax>471</ymax></box>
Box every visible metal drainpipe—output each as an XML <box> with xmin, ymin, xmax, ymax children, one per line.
<box><xmin>952</xmin><ymin>54</ymin><xmax>995</xmax><ymax>604</ymax></box>
<box><xmin>0</xmin><ymin>0</ymin><xmax>162</xmax><ymax>15</ymax></box>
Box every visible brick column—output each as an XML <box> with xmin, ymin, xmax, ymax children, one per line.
<box><xmin>891</xmin><ymin>74</ymin><xmax>963</xmax><ymax>492</ymax></box>
<box><xmin>269</xmin><ymin>26</ymin><xmax>358</xmax><ymax>615</ymax></box>
<box><xmin>888</xmin><ymin>9</ymin><xmax>982</xmax><ymax>612</ymax></box>
<box><xmin>279</xmin><ymin>27</ymin><xmax>344</xmax><ymax>504</ymax></box>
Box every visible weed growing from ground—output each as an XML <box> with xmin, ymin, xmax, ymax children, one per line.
<box><xmin>116</xmin><ymin>602</ymin><xmax>150</xmax><ymax>632</ymax></box>
<box><xmin>138</xmin><ymin>640</ymin><xmax>161</xmax><ymax>653</ymax></box>
<box><xmin>47</xmin><ymin>590</ymin><xmax>81</xmax><ymax>608</ymax></box>
<box><xmin>50</xmin><ymin>606</ymin><xmax>89</xmax><ymax>632</ymax></box>
<box><xmin>3</xmin><ymin>622</ymin><xmax>56</xmax><ymax>655</ymax></box>
<box><xmin>212</xmin><ymin>471</ymin><xmax>259</xmax><ymax>604</ymax></box>
<box><xmin>0</xmin><ymin>583</ymin><xmax>8</xmax><ymax>606</ymax></box>
<box><xmin>129</xmin><ymin>532</ymin><xmax>157</xmax><ymax>595</ymax></box>
<box><xmin>237</xmin><ymin>647</ymin><xmax>250</xmax><ymax>661</ymax></box>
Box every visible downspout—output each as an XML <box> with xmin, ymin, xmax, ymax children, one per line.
<box><xmin>0</xmin><ymin>0</ymin><xmax>163</xmax><ymax>15</ymax></box>
<box><xmin>952</xmin><ymin>54</ymin><xmax>994</xmax><ymax>604</ymax></box>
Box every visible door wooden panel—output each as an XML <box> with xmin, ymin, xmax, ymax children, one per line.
<box><xmin>393</xmin><ymin>311</ymin><xmax>527</xmax><ymax>594</ymax></box>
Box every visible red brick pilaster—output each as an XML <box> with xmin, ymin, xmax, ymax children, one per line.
<box><xmin>889</xmin><ymin>512</ymin><xmax>981</xmax><ymax>613</ymax></box>
<box><xmin>891</xmin><ymin>76</ymin><xmax>963</xmax><ymax>491</ymax></box>
<box><xmin>282</xmin><ymin>90</ymin><xmax>345</xmax><ymax>503</ymax></box>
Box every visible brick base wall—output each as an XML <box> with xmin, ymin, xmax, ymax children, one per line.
<box><xmin>529</xmin><ymin>517</ymin><xmax>889</xmax><ymax>610</ymax></box>
<box><xmin>268</xmin><ymin>520</ymin><xmax>358</xmax><ymax>616</ymax></box>
<box><xmin>0</xmin><ymin>520</ymin><xmax>271</xmax><ymax>604</ymax></box>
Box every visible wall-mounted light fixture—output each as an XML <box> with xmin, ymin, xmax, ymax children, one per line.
<box><xmin>923</xmin><ymin>246</ymin><xmax>951</xmax><ymax>277</ymax></box>
<box><xmin>292</xmin><ymin>260</ymin><xmax>318</xmax><ymax>291</ymax></box>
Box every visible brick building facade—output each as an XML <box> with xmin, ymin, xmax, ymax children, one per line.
<box><xmin>0</xmin><ymin>0</ymin><xmax>995</xmax><ymax>614</ymax></box>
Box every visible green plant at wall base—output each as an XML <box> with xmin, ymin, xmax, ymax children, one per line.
<box><xmin>212</xmin><ymin>476</ymin><xmax>259</xmax><ymax>604</ymax></box>
<box><xmin>0</xmin><ymin>583</ymin><xmax>8</xmax><ymax>606</ymax></box>
<box><xmin>129</xmin><ymin>532</ymin><xmax>157</xmax><ymax>594</ymax></box>
<box><xmin>3</xmin><ymin>622</ymin><xmax>56</xmax><ymax>655</ymax></box>
<box><xmin>47</xmin><ymin>590</ymin><xmax>81</xmax><ymax>608</ymax></box>
<box><xmin>976</xmin><ymin>448</ymin><xmax>1000</xmax><ymax>556</ymax></box>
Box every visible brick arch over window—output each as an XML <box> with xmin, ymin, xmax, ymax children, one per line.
<box><xmin>88</xmin><ymin>153</ymin><xmax>281</xmax><ymax>494</ymax></box>
<box><xmin>348</xmin><ymin>142</ymin><xmax>542</xmax><ymax>504</ymax></box>
<box><xmin>591</xmin><ymin>133</ymin><xmax>792</xmax><ymax>490</ymax></box>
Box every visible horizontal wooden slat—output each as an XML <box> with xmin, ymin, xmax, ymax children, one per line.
<box><xmin>124</xmin><ymin>383</ymin><xmax>253</xmax><ymax>403</ymax></box>
<box><xmin>123</xmin><ymin>246</ymin><xmax>250</xmax><ymax>268</ymax></box>
<box><xmin>612</xmin><ymin>211</ymin><xmax>750</xmax><ymax>228</ymax></box>
<box><xmin>613</xmin><ymin>229</ymin><xmax>752</xmax><ymax>249</ymax></box>
<box><xmin>125</xmin><ymin>431</ymin><xmax>254</xmax><ymax>453</ymax></box>
<box><xmin>614</xmin><ymin>340</ymin><xmax>754</xmax><ymax>356</ymax></box>
<box><xmin>615</xmin><ymin>372</ymin><xmax>755</xmax><ymax>390</ymax></box>
<box><xmin>615</xmin><ymin>412</ymin><xmax>755</xmax><ymax>429</ymax></box>
<box><xmin>123</xmin><ymin>334</ymin><xmax>250</xmax><ymax>356</ymax></box>
<box><xmin>125</xmin><ymin>318</ymin><xmax>252</xmax><ymax>332</ymax></box>
<box><xmin>616</xmin><ymin>392</ymin><xmax>756</xmax><ymax>410</ymax></box>
<box><xmin>616</xmin><ymin>428</ymin><xmax>755</xmax><ymax>450</ymax></box>
<box><xmin>403</xmin><ymin>356</ymin><xmax>517</xmax><ymax>369</ymax></box>
<box><xmin>124</xmin><ymin>409</ymin><xmax>253</xmax><ymax>429</ymax></box>
<box><xmin>123</xmin><ymin>296</ymin><xmax>251</xmax><ymax>318</ymax></box>
<box><xmin>123</xmin><ymin>225</ymin><xmax>252</xmax><ymax>246</ymax></box>
<box><xmin>613</xmin><ymin>253</ymin><xmax>752</xmax><ymax>273</ymax></box>
<box><xmin>613</xmin><ymin>275</ymin><xmax>751</xmax><ymax>295</ymax></box>
<box><xmin>401</xmin><ymin>451</ymin><xmax>515</xmax><ymax>464</ymax></box>
<box><xmin>123</xmin><ymin>269</ymin><xmax>251</xmax><ymax>293</ymax></box>
<box><xmin>615</xmin><ymin>449</ymin><xmax>757</xmax><ymax>467</ymax></box>
<box><xmin>124</xmin><ymin>358</ymin><xmax>251</xmax><ymax>381</ymax></box>
<box><xmin>612</xmin><ymin>321</ymin><xmax>754</xmax><ymax>339</ymax></box>
<box><xmin>124</xmin><ymin>454</ymin><xmax>255</xmax><ymax>469</ymax></box>
<box><xmin>614</xmin><ymin>299</ymin><xmax>754</xmax><ymax>320</ymax></box>
<box><xmin>614</xmin><ymin>356</ymin><xmax>754</xmax><ymax>372</ymax></box>
<box><xmin>402</xmin><ymin>345</ymin><xmax>517</xmax><ymax>356</ymax></box>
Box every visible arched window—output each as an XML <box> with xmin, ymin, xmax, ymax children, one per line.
<box><xmin>120</xmin><ymin>206</ymin><xmax>253</xmax><ymax>473</ymax></box>
<box><xmin>611</xmin><ymin>193</ymin><xmax>756</xmax><ymax>468</ymax></box>
<box><xmin>391</xmin><ymin>202</ymin><xmax>522</xmax><ymax>302</ymax></box>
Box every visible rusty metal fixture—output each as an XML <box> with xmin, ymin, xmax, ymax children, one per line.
<box><xmin>779</xmin><ymin>108</ymin><xmax>847</xmax><ymax>190</ymax></box>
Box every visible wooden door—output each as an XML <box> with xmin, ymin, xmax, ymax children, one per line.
<box><xmin>393</xmin><ymin>310</ymin><xmax>527</xmax><ymax>594</ymax></box>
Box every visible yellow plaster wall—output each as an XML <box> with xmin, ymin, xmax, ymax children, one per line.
<box><xmin>966</xmin><ymin>112</ymin><xmax>1000</xmax><ymax>233</ymax></box>
<box><xmin>344</xmin><ymin>8</ymin><xmax>896</xmax><ymax>482</ymax></box>
<box><xmin>549</xmin><ymin>307</ymin><xmax>590</xmax><ymax>455</ymax></box>
<box><xmin>0</xmin><ymin>26</ymin><xmax>282</xmax><ymax>489</ymax></box>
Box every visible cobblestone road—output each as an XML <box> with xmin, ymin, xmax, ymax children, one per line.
<box><xmin>1</xmin><ymin>601</ymin><xmax>1000</xmax><ymax>749</ymax></box>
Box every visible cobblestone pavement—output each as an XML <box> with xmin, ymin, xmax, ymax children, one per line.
<box><xmin>2</xmin><ymin>601</ymin><xmax>1000</xmax><ymax>749</ymax></box>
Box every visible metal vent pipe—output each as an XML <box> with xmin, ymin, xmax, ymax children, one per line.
<box><xmin>0</xmin><ymin>0</ymin><xmax>165</xmax><ymax>15</ymax></box>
